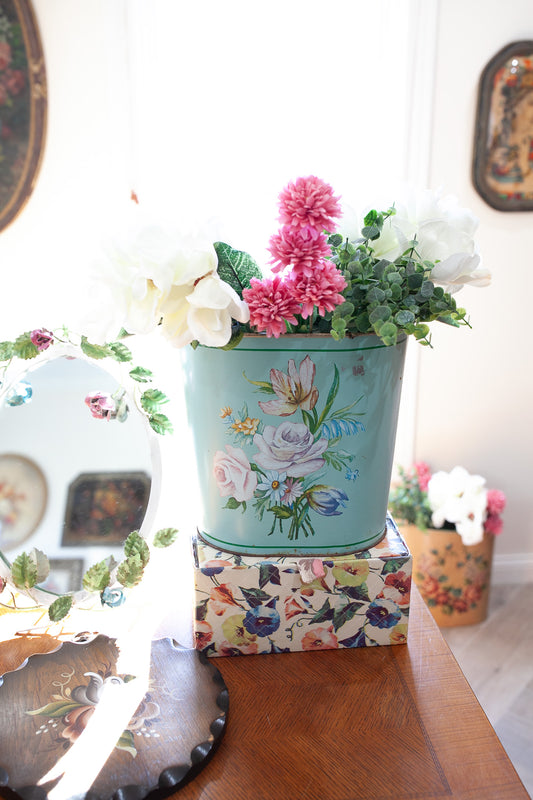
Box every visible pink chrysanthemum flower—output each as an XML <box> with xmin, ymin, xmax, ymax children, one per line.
<box><xmin>242</xmin><ymin>276</ymin><xmax>301</xmax><ymax>338</ymax></box>
<box><xmin>278</xmin><ymin>176</ymin><xmax>342</xmax><ymax>233</ymax></box>
<box><xmin>269</xmin><ymin>226</ymin><xmax>331</xmax><ymax>277</ymax></box>
<box><xmin>486</xmin><ymin>488</ymin><xmax>506</xmax><ymax>515</ymax></box>
<box><xmin>290</xmin><ymin>262</ymin><xmax>347</xmax><ymax>318</ymax></box>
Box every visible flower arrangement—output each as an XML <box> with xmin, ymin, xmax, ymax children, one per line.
<box><xmin>389</xmin><ymin>462</ymin><xmax>506</xmax><ymax>546</ymax></box>
<box><xmin>91</xmin><ymin>176</ymin><xmax>490</xmax><ymax>350</ymax></box>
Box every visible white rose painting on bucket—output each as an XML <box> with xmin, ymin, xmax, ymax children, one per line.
<box><xmin>212</xmin><ymin>356</ymin><xmax>364</xmax><ymax>542</ymax></box>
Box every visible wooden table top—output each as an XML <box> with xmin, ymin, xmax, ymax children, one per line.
<box><xmin>176</xmin><ymin>585</ymin><xmax>528</xmax><ymax>800</ymax></box>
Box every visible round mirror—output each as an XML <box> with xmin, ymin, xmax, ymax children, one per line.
<box><xmin>0</xmin><ymin>331</ymin><xmax>175</xmax><ymax>621</ymax></box>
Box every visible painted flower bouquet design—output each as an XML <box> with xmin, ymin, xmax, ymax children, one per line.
<box><xmin>213</xmin><ymin>354</ymin><xmax>365</xmax><ymax>542</ymax></box>
<box><xmin>27</xmin><ymin>663</ymin><xmax>160</xmax><ymax>757</ymax></box>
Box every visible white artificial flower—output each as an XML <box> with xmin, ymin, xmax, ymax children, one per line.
<box><xmin>427</xmin><ymin>466</ymin><xmax>488</xmax><ymax>546</ymax></box>
<box><xmin>89</xmin><ymin>226</ymin><xmax>218</xmax><ymax>335</ymax></box>
<box><xmin>160</xmin><ymin>273</ymin><xmax>249</xmax><ymax>348</ymax></box>
<box><xmin>369</xmin><ymin>188</ymin><xmax>491</xmax><ymax>294</ymax></box>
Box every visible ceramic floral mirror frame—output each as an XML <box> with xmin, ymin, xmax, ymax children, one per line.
<box><xmin>0</xmin><ymin>327</ymin><xmax>177</xmax><ymax>623</ymax></box>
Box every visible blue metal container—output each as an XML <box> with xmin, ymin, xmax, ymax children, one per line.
<box><xmin>182</xmin><ymin>334</ymin><xmax>407</xmax><ymax>555</ymax></box>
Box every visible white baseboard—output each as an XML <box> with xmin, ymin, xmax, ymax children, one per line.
<box><xmin>492</xmin><ymin>553</ymin><xmax>533</xmax><ymax>585</ymax></box>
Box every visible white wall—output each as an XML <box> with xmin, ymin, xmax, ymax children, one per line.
<box><xmin>416</xmin><ymin>0</ymin><xmax>533</xmax><ymax>579</ymax></box>
<box><xmin>3</xmin><ymin>0</ymin><xmax>530</xmax><ymax>583</ymax></box>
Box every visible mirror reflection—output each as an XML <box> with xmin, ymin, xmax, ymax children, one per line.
<box><xmin>0</xmin><ymin>356</ymin><xmax>153</xmax><ymax>594</ymax></box>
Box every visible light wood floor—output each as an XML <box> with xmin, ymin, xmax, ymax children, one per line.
<box><xmin>441</xmin><ymin>582</ymin><xmax>533</xmax><ymax>798</ymax></box>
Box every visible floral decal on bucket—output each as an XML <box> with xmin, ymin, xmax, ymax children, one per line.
<box><xmin>213</xmin><ymin>355</ymin><xmax>365</xmax><ymax>541</ymax></box>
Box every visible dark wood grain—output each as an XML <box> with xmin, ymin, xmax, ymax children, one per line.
<box><xmin>173</xmin><ymin>586</ymin><xmax>528</xmax><ymax>800</ymax></box>
<box><xmin>0</xmin><ymin>638</ymin><xmax>227</xmax><ymax>799</ymax></box>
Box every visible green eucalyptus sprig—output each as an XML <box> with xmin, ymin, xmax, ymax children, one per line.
<box><xmin>326</xmin><ymin>208</ymin><xmax>470</xmax><ymax>347</ymax></box>
<box><xmin>2</xmin><ymin>527</ymin><xmax>179</xmax><ymax>622</ymax></box>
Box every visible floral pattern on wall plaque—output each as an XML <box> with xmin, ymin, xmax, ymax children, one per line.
<box><xmin>193</xmin><ymin>516</ymin><xmax>412</xmax><ymax>656</ymax></box>
<box><xmin>214</xmin><ymin>354</ymin><xmax>365</xmax><ymax>542</ymax></box>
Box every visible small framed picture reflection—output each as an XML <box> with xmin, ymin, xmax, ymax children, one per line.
<box><xmin>40</xmin><ymin>558</ymin><xmax>84</xmax><ymax>594</ymax></box>
<box><xmin>0</xmin><ymin>453</ymin><xmax>47</xmax><ymax>551</ymax></box>
<box><xmin>473</xmin><ymin>40</ymin><xmax>533</xmax><ymax>211</ymax></box>
<box><xmin>62</xmin><ymin>471</ymin><xmax>151</xmax><ymax>547</ymax></box>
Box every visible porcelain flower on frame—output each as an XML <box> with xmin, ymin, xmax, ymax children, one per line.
<box><xmin>369</xmin><ymin>189</ymin><xmax>490</xmax><ymax>294</ymax></box>
<box><xmin>427</xmin><ymin>466</ymin><xmax>488</xmax><ymax>545</ymax></box>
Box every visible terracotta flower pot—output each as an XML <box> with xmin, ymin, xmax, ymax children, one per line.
<box><xmin>398</xmin><ymin>523</ymin><xmax>494</xmax><ymax>627</ymax></box>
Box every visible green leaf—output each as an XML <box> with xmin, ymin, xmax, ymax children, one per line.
<box><xmin>13</xmin><ymin>333</ymin><xmax>39</xmax><ymax>360</ymax></box>
<box><xmin>0</xmin><ymin>341</ymin><xmax>14</xmax><ymax>361</ymax></box>
<box><xmin>124</xmin><ymin>530</ymin><xmax>150</xmax><ymax>568</ymax></box>
<box><xmin>407</xmin><ymin>273</ymin><xmax>424</xmax><ymax>289</ymax></box>
<box><xmin>313</xmin><ymin>364</ymin><xmax>341</xmax><ymax>430</ymax></box>
<box><xmin>395</xmin><ymin>310</ymin><xmax>415</xmax><ymax>326</ymax></box>
<box><xmin>129</xmin><ymin>366</ymin><xmax>153</xmax><ymax>383</ymax></box>
<box><xmin>221</xmin><ymin>328</ymin><xmax>245</xmax><ymax>350</ymax></box>
<box><xmin>116</xmin><ymin>729</ymin><xmax>137</xmax><ymax>757</ymax></box>
<box><xmin>224</xmin><ymin>497</ymin><xmax>242</xmax><ymax>510</ymax></box>
<box><xmin>242</xmin><ymin>372</ymin><xmax>276</xmax><ymax>394</ymax></box>
<box><xmin>117</xmin><ymin>554</ymin><xmax>145</xmax><ymax>587</ymax></box>
<box><xmin>27</xmin><ymin>700</ymin><xmax>82</xmax><ymax>718</ymax></box>
<box><xmin>239</xmin><ymin>586</ymin><xmax>271</xmax><ymax>608</ymax></box>
<box><xmin>369</xmin><ymin>305</ymin><xmax>392</xmax><ymax>324</ymax></box>
<box><xmin>310</xmin><ymin>598</ymin><xmax>335</xmax><ymax>624</ymax></box>
<box><xmin>332</xmin><ymin>602</ymin><xmax>361</xmax><ymax>632</ymax></box>
<box><xmin>328</xmin><ymin>233</ymin><xmax>344</xmax><ymax>247</ymax></box>
<box><xmin>141</xmin><ymin>388</ymin><xmax>169</xmax><ymax>412</ymax></box>
<box><xmin>149</xmin><ymin>412</ymin><xmax>173</xmax><ymax>435</ymax></box>
<box><xmin>381</xmin><ymin>557</ymin><xmax>411</xmax><ymax>574</ymax></box>
<box><xmin>83</xmin><ymin>560</ymin><xmax>111</xmax><ymax>592</ymax></box>
<box><xmin>196</xmin><ymin>598</ymin><xmax>209</xmax><ymax>621</ymax></box>
<box><xmin>214</xmin><ymin>241</ymin><xmax>263</xmax><ymax>294</ymax></box>
<box><xmin>269</xmin><ymin>505</ymin><xmax>293</xmax><ymax>520</ymax></box>
<box><xmin>259</xmin><ymin>563</ymin><xmax>281</xmax><ymax>589</ymax></box>
<box><xmin>108</xmin><ymin>341</ymin><xmax>133</xmax><ymax>362</ymax></box>
<box><xmin>376</xmin><ymin>321</ymin><xmax>398</xmax><ymax>346</ymax></box>
<box><xmin>361</xmin><ymin>224</ymin><xmax>381</xmax><ymax>240</ymax></box>
<box><xmin>301</xmin><ymin>408</ymin><xmax>317</xmax><ymax>434</ymax></box>
<box><xmin>80</xmin><ymin>336</ymin><xmax>112</xmax><ymax>360</ymax></box>
<box><xmin>153</xmin><ymin>527</ymin><xmax>179</xmax><ymax>547</ymax></box>
<box><xmin>11</xmin><ymin>552</ymin><xmax>38</xmax><ymax>589</ymax></box>
<box><xmin>419</xmin><ymin>280</ymin><xmax>435</xmax><ymax>299</ymax></box>
<box><xmin>48</xmin><ymin>595</ymin><xmax>74</xmax><ymax>622</ymax></box>
<box><xmin>31</xmin><ymin>548</ymin><xmax>50</xmax><ymax>583</ymax></box>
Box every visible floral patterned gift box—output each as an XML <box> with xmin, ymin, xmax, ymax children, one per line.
<box><xmin>192</xmin><ymin>515</ymin><xmax>412</xmax><ymax>656</ymax></box>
